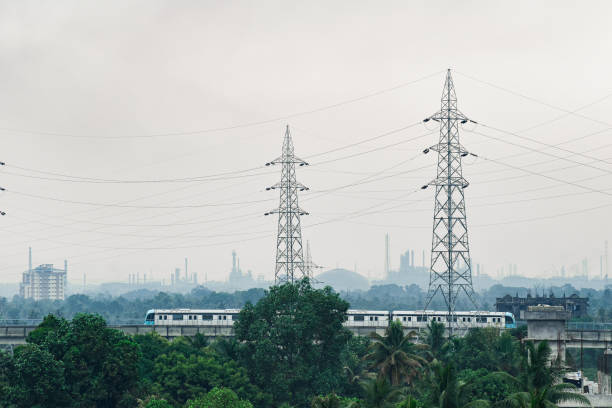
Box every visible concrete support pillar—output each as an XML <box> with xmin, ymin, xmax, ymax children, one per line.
<box><xmin>525</xmin><ymin>305</ymin><xmax>570</xmax><ymax>364</ymax></box>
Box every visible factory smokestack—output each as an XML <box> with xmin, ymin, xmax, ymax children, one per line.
<box><xmin>384</xmin><ymin>234</ymin><xmax>390</xmax><ymax>277</ymax></box>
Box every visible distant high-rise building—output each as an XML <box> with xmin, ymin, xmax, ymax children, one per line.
<box><xmin>19</xmin><ymin>249</ymin><xmax>67</xmax><ymax>301</ymax></box>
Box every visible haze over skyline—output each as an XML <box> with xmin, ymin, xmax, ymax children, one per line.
<box><xmin>1</xmin><ymin>1</ymin><xmax>611</xmax><ymax>284</ymax></box>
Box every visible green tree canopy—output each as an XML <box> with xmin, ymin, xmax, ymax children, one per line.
<box><xmin>26</xmin><ymin>313</ymin><xmax>141</xmax><ymax>407</ymax></box>
<box><xmin>234</xmin><ymin>278</ymin><xmax>352</xmax><ymax>407</ymax></box>
<box><xmin>185</xmin><ymin>387</ymin><xmax>254</xmax><ymax>408</ymax></box>
<box><xmin>6</xmin><ymin>343</ymin><xmax>70</xmax><ymax>408</ymax></box>
<box><xmin>365</xmin><ymin>321</ymin><xmax>427</xmax><ymax>386</ymax></box>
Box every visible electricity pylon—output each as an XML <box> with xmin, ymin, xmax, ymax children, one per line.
<box><xmin>304</xmin><ymin>240</ymin><xmax>323</xmax><ymax>281</ymax></box>
<box><xmin>265</xmin><ymin>125</ymin><xmax>309</xmax><ymax>285</ymax></box>
<box><xmin>422</xmin><ymin>69</ymin><xmax>478</xmax><ymax>328</ymax></box>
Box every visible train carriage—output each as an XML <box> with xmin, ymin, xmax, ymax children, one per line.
<box><xmin>144</xmin><ymin>309</ymin><xmax>240</xmax><ymax>326</ymax></box>
<box><xmin>391</xmin><ymin>310</ymin><xmax>516</xmax><ymax>330</ymax></box>
<box><xmin>343</xmin><ymin>309</ymin><xmax>390</xmax><ymax>328</ymax></box>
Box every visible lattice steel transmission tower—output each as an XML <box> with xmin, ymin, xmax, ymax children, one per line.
<box><xmin>422</xmin><ymin>69</ymin><xmax>478</xmax><ymax>322</ymax></box>
<box><xmin>304</xmin><ymin>240</ymin><xmax>322</xmax><ymax>280</ymax></box>
<box><xmin>265</xmin><ymin>125</ymin><xmax>309</xmax><ymax>285</ymax></box>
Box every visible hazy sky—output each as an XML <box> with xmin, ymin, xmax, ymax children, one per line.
<box><xmin>0</xmin><ymin>1</ymin><xmax>611</xmax><ymax>284</ymax></box>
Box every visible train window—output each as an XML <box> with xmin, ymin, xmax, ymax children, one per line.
<box><xmin>146</xmin><ymin>313</ymin><xmax>154</xmax><ymax>322</ymax></box>
<box><xmin>202</xmin><ymin>314</ymin><xmax>213</xmax><ymax>320</ymax></box>
<box><xmin>505</xmin><ymin>316</ymin><xmax>513</xmax><ymax>325</ymax></box>
<box><xmin>172</xmin><ymin>314</ymin><xmax>184</xmax><ymax>320</ymax></box>
<box><xmin>223</xmin><ymin>316</ymin><xmax>227</xmax><ymax>320</ymax></box>
<box><xmin>417</xmin><ymin>315</ymin><xmax>425</xmax><ymax>322</ymax></box>
<box><xmin>231</xmin><ymin>314</ymin><xmax>240</xmax><ymax>321</ymax></box>
<box><xmin>188</xmin><ymin>315</ymin><xmax>192</xmax><ymax>320</ymax></box>
<box><xmin>462</xmin><ymin>317</ymin><xmax>466</xmax><ymax>322</ymax></box>
<box><xmin>369</xmin><ymin>316</ymin><xmax>373</xmax><ymax>321</ymax></box>
<box><xmin>476</xmin><ymin>317</ymin><xmax>486</xmax><ymax>323</ymax></box>
<box><xmin>164</xmin><ymin>315</ymin><xmax>168</xmax><ymax>320</ymax></box>
<box><xmin>402</xmin><ymin>317</ymin><xmax>406</xmax><ymax>322</ymax></box>
<box><xmin>158</xmin><ymin>315</ymin><xmax>163</xmax><ymax>320</ymax></box>
<box><xmin>354</xmin><ymin>315</ymin><xmax>365</xmax><ymax>321</ymax></box>
<box><xmin>407</xmin><ymin>317</ymin><xmax>412</xmax><ymax>321</ymax></box>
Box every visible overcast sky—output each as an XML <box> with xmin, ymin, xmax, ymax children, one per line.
<box><xmin>0</xmin><ymin>1</ymin><xmax>611</xmax><ymax>285</ymax></box>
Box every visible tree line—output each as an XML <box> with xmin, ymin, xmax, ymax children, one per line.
<box><xmin>2</xmin><ymin>281</ymin><xmax>609</xmax><ymax>324</ymax></box>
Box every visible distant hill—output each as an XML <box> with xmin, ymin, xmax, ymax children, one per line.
<box><xmin>314</xmin><ymin>268</ymin><xmax>370</xmax><ymax>291</ymax></box>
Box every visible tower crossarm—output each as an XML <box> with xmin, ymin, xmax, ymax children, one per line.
<box><xmin>266</xmin><ymin>156</ymin><xmax>309</xmax><ymax>166</ymax></box>
<box><xmin>266</xmin><ymin>181</ymin><xmax>309</xmax><ymax>191</ymax></box>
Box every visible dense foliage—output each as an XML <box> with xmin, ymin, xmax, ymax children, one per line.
<box><xmin>0</xmin><ymin>279</ymin><xmax>596</xmax><ymax>408</ymax></box>
<box><xmin>235</xmin><ymin>279</ymin><xmax>352</xmax><ymax>406</ymax></box>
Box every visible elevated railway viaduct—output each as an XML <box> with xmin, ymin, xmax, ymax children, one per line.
<box><xmin>0</xmin><ymin>307</ymin><xmax>608</xmax><ymax>353</ymax></box>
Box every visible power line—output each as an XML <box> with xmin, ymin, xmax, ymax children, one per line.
<box><xmin>3</xmin><ymin>121</ymin><xmax>424</xmax><ymax>184</ymax></box>
<box><xmin>465</xmin><ymin>127</ymin><xmax>612</xmax><ymax>176</ymax></box>
<box><xmin>7</xmin><ymin>189</ymin><xmax>276</xmax><ymax>209</ymax></box>
<box><xmin>0</xmin><ymin>71</ymin><xmax>443</xmax><ymax>140</ymax></box>
<box><xmin>478</xmin><ymin>122</ymin><xmax>612</xmax><ymax>170</ymax></box>
<box><xmin>455</xmin><ymin>70</ymin><xmax>612</xmax><ymax>129</ymax></box>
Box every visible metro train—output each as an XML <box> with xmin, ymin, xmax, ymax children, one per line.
<box><xmin>145</xmin><ymin>308</ymin><xmax>516</xmax><ymax>329</ymax></box>
<box><xmin>145</xmin><ymin>309</ymin><xmax>240</xmax><ymax>326</ymax></box>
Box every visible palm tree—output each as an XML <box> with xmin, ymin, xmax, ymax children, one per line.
<box><xmin>430</xmin><ymin>362</ymin><xmax>491</xmax><ymax>408</ymax></box>
<box><xmin>365</xmin><ymin>321</ymin><xmax>428</xmax><ymax>386</ymax></box>
<box><xmin>499</xmin><ymin>383</ymin><xmax>590</xmax><ymax>408</ymax></box>
<box><xmin>396</xmin><ymin>395</ymin><xmax>419</xmax><ymax>408</ymax></box>
<box><xmin>496</xmin><ymin>341</ymin><xmax>590</xmax><ymax>408</ymax></box>
<box><xmin>362</xmin><ymin>377</ymin><xmax>402</xmax><ymax>408</ymax></box>
<box><xmin>311</xmin><ymin>393</ymin><xmax>342</xmax><ymax>408</ymax></box>
<box><xmin>424</xmin><ymin>320</ymin><xmax>446</xmax><ymax>359</ymax></box>
<box><xmin>185</xmin><ymin>333</ymin><xmax>208</xmax><ymax>349</ymax></box>
<box><xmin>521</xmin><ymin>341</ymin><xmax>553</xmax><ymax>390</ymax></box>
